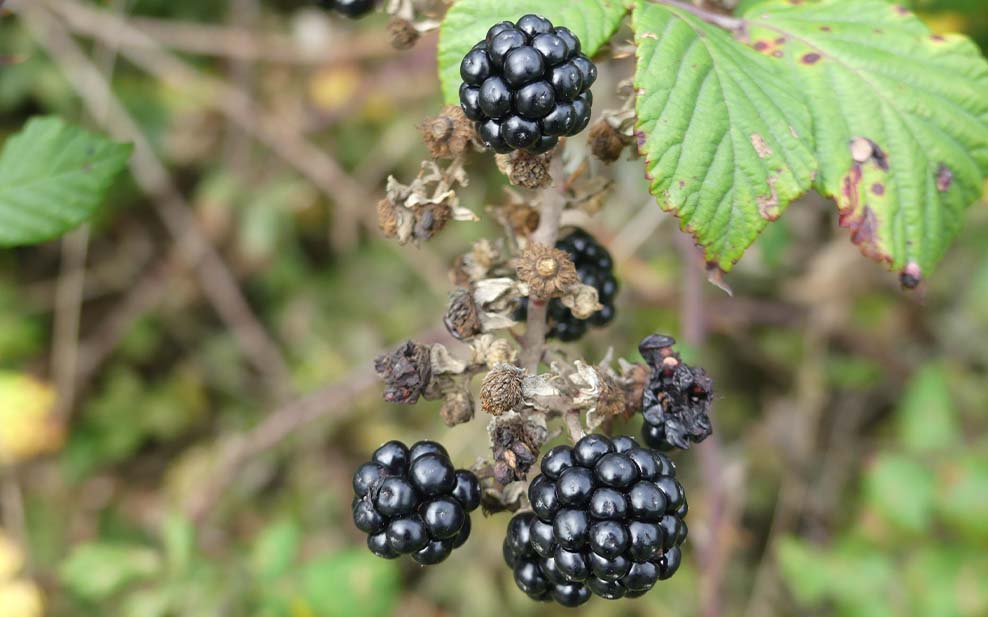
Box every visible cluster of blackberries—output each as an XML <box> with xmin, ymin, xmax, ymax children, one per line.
<box><xmin>503</xmin><ymin>434</ymin><xmax>688</xmax><ymax>606</ymax></box>
<box><xmin>639</xmin><ymin>335</ymin><xmax>715</xmax><ymax>450</ymax></box>
<box><xmin>516</xmin><ymin>228</ymin><xmax>619</xmax><ymax>342</ymax></box>
<box><xmin>318</xmin><ymin>0</ymin><xmax>375</xmax><ymax>18</ymax></box>
<box><xmin>352</xmin><ymin>440</ymin><xmax>481</xmax><ymax>564</ymax></box>
<box><xmin>459</xmin><ymin>14</ymin><xmax>597</xmax><ymax>154</ymax></box>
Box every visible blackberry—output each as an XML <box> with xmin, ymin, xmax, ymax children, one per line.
<box><xmin>352</xmin><ymin>440</ymin><xmax>481</xmax><ymax>564</ymax></box>
<box><xmin>459</xmin><ymin>15</ymin><xmax>597</xmax><ymax>154</ymax></box>
<box><xmin>502</xmin><ymin>434</ymin><xmax>688</xmax><ymax>605</ymax></box>
<box><xmin>319</xmin><ymin>0</ymin><xmax>376</xmax><ymax>18</ymax></box>
<box><xmin>638</xmin><ymin>335</ymin><xmax>715</xmax><ymax>450</ymax></box>
<box><xmin>515</xmin><ymin>228</ymin><xmax>619</xmax><ymax>342</ymax></box>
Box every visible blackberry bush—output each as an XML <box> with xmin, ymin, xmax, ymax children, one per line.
<box><xmin>458</xmin><ymin>14</ymin><xmax>597</xmax><ymax>154</ymax></box>
<box><xmin>502</xmin><ymin>434</ymin><xmax>688</xmax><ymax>605</ymax></box>
<box><xmin>352</xmin><ymin>439</ymin><xmax>481</xmax><ymax>564</ymax></box>
<box><xmin>516</xmin><ymin>228</ymin><xmax>619</xmax><ymax>342</ymax></box>
<box><xmin>639</xmin><ymin>335</ymin><xmax>714</xmax><ymax>451</ymax></box>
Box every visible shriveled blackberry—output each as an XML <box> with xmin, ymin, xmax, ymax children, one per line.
<box><xmin>318</xmin><ymin>0</ymin><xmax>376</xmax><ymax>18</ymax></box>
<box><xmin>639</xmin><ymin>334</ymin><xmax>714</xmax><ymax>450</ymax></box>
<box><xmin>516</xmin><ymin>228</ymin><xmax>619</xmax><ymax>342</ymax></box>
<box><xmin>502</xmin><ymin>434</ymin><xmax>688</xmax><ymax>605</ymax></box>
<box><xmin>459</xmin><ymin>15</ymin><xmax>597</xmax><ymax>154</ymax></box>
<box><xmin>352</xmin><ymin>440</ymin><xmax>481</xmax><ymax>564</ymax></box>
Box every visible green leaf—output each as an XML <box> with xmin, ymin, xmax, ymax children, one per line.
<box><xmin>633</xmin><ymin>0</ymin><xmax>818</xmax><ymax>271</ymax></box>
<box><xmin>0</xmin><ymin>116</ymin><xmax>132</xmax><ymax>246</ymax></box>
<box><xmin>59</xmin><ymin>542</ymin><xmax>161</xmax><ymax>600</ymax></box>
<box><xmin>776</xmin><ymin>536</ymin><xmax>834</xmax><ymax>604</ymax></box>
<box><xmin>937</xmin><ymin>454</ymin><xmax>988</xmax><ymax>541</ymax></box>
<box><xmin>863</xmin><ymin>452</ymin><xmax>936</xmax><ymax>533</ymax></box>
<box><xmin>297</xmin><ymin>550</ymin><xmax>399</xmax><ymax>617</ymax></box>
<box><xmin>897</xmin><ymin>364</ymin><xmax>958</xmax><ymax>453</ymax></box>
<box><xmin>742</xmin><ymin>0</ymin><xmax>988</xmax><ymax>279</ymax></box>
<box><xmin>250</xmin><ymin>519</ymin><xmax>300</xmax><ymax>580</ymax></box>
<box><xmin>161</xmin><ymin>513</ymin><xmax>196</xmax><ymax>574</ymax></box>
<box><xmin>437</xmin><ymin>0</ymin><xmax>627</xmax><ymax>104</ymax></box>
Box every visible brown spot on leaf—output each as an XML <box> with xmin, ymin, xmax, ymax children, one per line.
<box><xmin>893</xmin><ymin>4</ymin><xmax>909</xmax><ymax>15</ymax></box>
<box><xmin>849</xmin><ymin>137</ymin><xmax>889</xmax><ymax>170</ymax></box>
<box><xmin>757</xmin><ymin>175</ymin><xmax>781</xmax><ymax>220</ymax></box>
<box><xmin>931</xmin><ymin>34</ymin><xmax>945</xmax><ymax>42</ymax></box>
<box><xmin>678</xmin><ymin>180</ymin><xmax>686</xmax><ymax>189</ymax></box>
<box><xmin>754</xmin><ymin>40</ymin><xmax>770</xmax><ymax>51</ymax></box>
<box><xmin>936</xmin><ymin>163</ymin><xmax>953</xmax><ymax>192</ymax></box>
<box><xmin>801</xmin><ymin>53</ymin><xmax>821</xmax><ymax>65</ymax></box>
<box><xmin>873</xmin><ymin>29</ymin><xmax>883</xmax><ymax>34</ymax></box>
<box><xmin>775</xmin><ymin>37</ymin><xmax>786</xmax><ymax>45</ymax></box>
<box><xmin>772</xmin><ymin>50</ymin><xmax>784</xmax><ymax>58</ymax></box>
<box><xmin>871</xmin><ymin>183</ymin><xmax>885</xmax><ymax>196</ymax></box>
<box><xmin>899</xmin><ymin>262</ymin><xmax>922</xmax><ymax>289</ymax></box>
<box><xmin>820</xmin><ymin>25</ymin><xmax>832</xmax><ymax>32</ymax></box>
<box><xmin>751</xmin><ymin>133</ymin><xmax>773</xmax><ymax>159</ymax></box>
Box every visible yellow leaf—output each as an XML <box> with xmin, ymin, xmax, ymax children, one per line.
<box><xmin>0</xmin><ymin>579</ymin><xmax>44</xmax><ymax>617</ymax></box>
<box><xmin>0</xmin><ymin>373</ymin><xmax>64</xmax><ymax>464</ymax></box>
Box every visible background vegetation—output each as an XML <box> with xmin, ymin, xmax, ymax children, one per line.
<box><xmin>0</xmin><ymin>0</ymin><xmax>986</xmax><ymax>616</ymax></box>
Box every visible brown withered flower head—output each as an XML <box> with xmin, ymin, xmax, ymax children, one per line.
<box><xmin>419</xmin><ymin>105</ymin><xmax>478</xmax><ymax>159</ymax></box>
<box><xmin>387</xmin><ymin>17</ymin><xmax>420</xmax><ymax>50</ymax></box>
<box><xmin>440</xmin><ymin>388</ymin><xmax>474</xmax><ymax>427</ymax></box>
<box><xmin>495</xmin><ymin>149</ymin><xmax>554</xmax><ymax>190</ymax></box>
<box><xmin>491</xmin><ymin>415</ymin><xmax>541</xmax><ymax>485</ymax></box>
<box><xmin>515</xmin><ymin>243</ymin><xmax>579</xmax><ymax>301</ymax></box>
<box><xmin>480</xmin><ymin>363</ymin><xmax>525</xmax><ymax>416</ymax></box>
<box><xmin>443</xmin><ymin>288</ymin><xmax>482</xmax><ymax>341</ymax></box>
<box><xmin>374</xmin><ymin>341</ymin><xmax>432</xmax><ymax>405</ymax></box>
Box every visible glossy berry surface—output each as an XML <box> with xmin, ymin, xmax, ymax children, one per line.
<box><xmin>458</xmin><ymin>14</ymin><xmax>597</xmax><ymax>154</ymax></box>
<box><xmin>515</xmin><ymin>228</ymin><xmax>620</xmax><ymax>342</ymax></box>
<box><xmin>320</xmin><ymin>0</ymin><xmax>376</xmax><ymax>18</ymax></box>
<box><xmin>352</xmin><ymin>440</ymin><xmax>481</xmax><ymax>564</ymax></box>
<box><xmin>502</xmin><ymin>434</ymin><xmax>689</xmax><ymax>604</ymax></box>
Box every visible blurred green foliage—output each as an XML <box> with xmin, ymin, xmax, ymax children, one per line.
<box><xmin>0</xmin><ymin>1</ymin><xmax>987</xmax><ymax>617</ymax></box>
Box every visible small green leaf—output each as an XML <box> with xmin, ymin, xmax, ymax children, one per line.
<box><xmin>250</xmin><ymin>518</ymin><xmax>301</xmax><ymax>580</ymax></box>
<box><xmin>59</xmin><ymin>542</ymin><xmax>161</xmax><ymax>600</ymax></box>
<box><xmin>297</xmin><ymin>550</ymin><xmax>399</xmax><ymax>617</ymax></box>
<box><xmin>743</xmin><ymin>0</ymin><xmax>988</xmax><ymax>279</ymax></box>
<box><xmin>863</xmin><ymin>452</ymin><xmax>936</xmax><ymax>533</ymax></box>
<box><xmin>437</xmin><ymin>0</ymin><xmax>627</xmax><ymax>104</ymax></box>
<box><xmin>776</xmin><ymin>536</ymin><xmax>833</xmax><ymax>604</ymax></box>
<box><xmin>937</xmin><ymin>454</ymin><xmax>988</xmax><ymax>541</ymax></box>
<box><xmin>161</xmin><ymin>513</ymin><xmax>196</xmax><ymax>574</ymax></box>
<box><xmin>897</xmin><ymin>364</ymin><xmax>958</xmax><ymax>453</ymax></box>
<box><xmin>0</xmin><ymin>116</ymin><xmax>132</xmax><ymax>246</ymax></box>
<box><xmin>633</xmin><ymin>0</ymin><xmax>818</xmax><ymax>271</ymax></box>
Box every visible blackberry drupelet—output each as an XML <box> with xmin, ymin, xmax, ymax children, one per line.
<box><xmin>516</xmin><ymin>228</ymin><xmax>619</xmax><ymax>342</ymax></box>
<box><xmin>352</xmin><ymin>440</ymin><xmax>481</xmax><ymax>564</ymax></box>
<box><xmin>319</xmin><ymin>0</ymin><xmax>376</xmax><ymax>18</ymax></box>
<box><xmin>502</xmin><ymin>434</ymin><xmax>688</xmax><ymax>605</ymax></box>
<box><xmin>638</xmin><ymin>334</ymin><xmax>715</xmax><ymax>451</ymax></box>
<box><xmin>459</xmin><ymin>15</ymin><xmax>597</xmax><ymax>154</ymax></box>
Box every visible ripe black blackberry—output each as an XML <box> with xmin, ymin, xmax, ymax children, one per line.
<box><xmin>318</xmin><ymin>0</ymin><xmax>376</xmax><ymax>18</ymax></box>
<box><xmin>459</xmin><ymin>15</ymin><xmax>597</xmax><ymax>154</ymax></box>
<box><xmin>352</xmin><ymin>440</ymin><xmax>481</xmax><ymax>564</ymax></box>
<box><xmin>639</xmin><ymin>335</ymin><xmax>715</xmax><ymax>451</ymax></box>
<box><xmin>502</xmin><ymin>434</ymin><xmax>688</xmax><ymax>605</ymax></box>
<box><xmin>516</xmin><ymin>228</ymin><xmax>619</xmax><ymax>342</ymax></box>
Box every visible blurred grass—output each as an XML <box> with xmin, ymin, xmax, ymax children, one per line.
<box><xmin>0</xmin><ymin>1</ymin><xmax>987</xmax><ymax>617</ymax></box>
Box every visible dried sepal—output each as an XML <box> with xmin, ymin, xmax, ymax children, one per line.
<box><xmin>387</xmin><ymin>17</ymin><xmax>420</xmax><ymax>50</ymax></box>
<box><xmin>495</xmin><ymin>149</ymin><xmax>555</xmax><ymax>190</ymax></box>
<box><xmin>491</xmin><ymin>195</ymin><xmax>540</xmax><ymax>238</ymax></box>
<box><xmin>430</xmin><ymin>343</ymin><xmax>467</xmax><ymax>376</ymax></box>
<box><xmin>568</xmin><ymin>361</ymin><xmax>628</xmax><ymax>431</ymax></box>
<box><xmin>470</xmin><ymin>334</ymin><xmax>518</xmax><ymax>369</ymax></box>
<box><xmin>450</xmin><ymin>239</ymin><xmax>507</xmax><ymax>286</ymax></box>
<box><xmin>440</xmin><ymin>387</ymin><xmax>474</xmax><ymax>427</ymax></box>
<box><xmin>515</xmin><ymin>243</ymin><xmax>579</xmax><ymax>301</ymax></box>
<box><xmin>419</xmin><ymin>106</ymin><xmax>479</xmax><ymax>159</ymax></box>
<box><xmin>472</xmin><ymin>277</ymin><xmax>522</xmax><ymax>332</ymax></box>
<box><xmin>379</xmin><ymin>161</ymin><xmax>476</xmax><ymax>245</ymax></box>
<box><xmin>559</xmin><ymin>283</ymin><xmax>603</xmax><ymax>319</ymax></box>
<box><xmin>443</xmin><ymin>288</ymin><xmax>482</xmax><ymax>341</ymax></box>
<box><xmin>374</xmin><ymin>341</ymin><xmax>432</xmax><ymax>405</ymax></box>
<box><xmin>480</xmin><ymin>363</ymin><xmax>524</xmax><ymax>416</ymax></box>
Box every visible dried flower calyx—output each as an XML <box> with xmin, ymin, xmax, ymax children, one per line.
<box><xmin>639</xmin><ymin>334</ymin><xmax>714</xmax><ymax>450</ymax></box>
<box><xmin>419</xmin><ymin>106</ymin><xmax>479</xmax><ymax>159</ymax></box>
<box><xmin>377</xmin><ymin>161</ymin><xmax>477</xmax><ymax>245</ymax></box>
<box><xmin>490</xmin><ymin>413</ymin><xmax>545</xmax><ymax>485</ymax></box>
<box><xmin>443</xmin><ymin>288</ymin><xmax>482</xmax><ymax>341</ymax></box>
<box><xmin>374</xmin><ymin>340</ymin><xmax>433</xmax><ymax>405</ymax></box>
<box><xmin>515</xmin><ymin>243</ymin><xmax>579</xmax><ymax>301</ymax></box>
<box><xmin>480</xmin><ymin>363</ymin><xmax>525</xmax><ymax>416</ymax></box>
<box><xmin>440</xmin><ymin>388</ymin><xmax>474</xmax><ymax>427</ymax></box>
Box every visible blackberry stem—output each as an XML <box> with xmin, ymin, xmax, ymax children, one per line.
<box><xmin>520</xmin><ymin>151</ymin><xmax>566</xmax><ymax>373</ymax></box>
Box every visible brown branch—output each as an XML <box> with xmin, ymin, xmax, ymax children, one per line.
<box><xmin>22</xmin><ymin>4</ymin><xmax>293</xmax><ymax>397</ymax></box>
<box><xmin>51</xmin><ymin>227</ymin><xmax>89</xmax><ymax>419</ymax></box>
<box><xmin>520</xmin><ymin>154</ymin><xmax>566</xmax><ymax>374</ymax></box>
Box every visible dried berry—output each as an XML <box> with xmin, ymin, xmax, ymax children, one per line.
<box><xmin>638</xmin><ymin>334</ymin><xmax>714</xmax><ymax>450</ymax></box>
<box><xmin>374</xmin><ymin>341</ymin><xmax>433</xmax><ymax>405</ymax></box>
